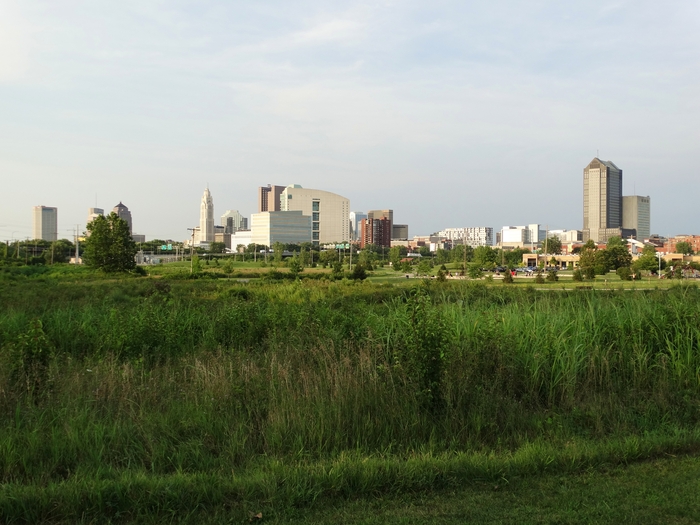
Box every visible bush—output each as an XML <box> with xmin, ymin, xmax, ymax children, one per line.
<box><xmin>616</xmin><ymin>267</ymin><xmax>632</xmax><ymax>281</ymax></box>
<box><xmin>502</xmin><ymin>270</ymin><xmax>514</xmax><ymax>284</ymax></box>
<box><xmin>546</xmin><ymin>270</ymin><xmax>558</xmax><ymax>282</ymax></box>
<box><xmin>534</xmin><ymin>271</ymin><xmax>545</xmax><ymax>284</ymax></box>
<box><xmin>572</xmin><ymin>269</ymin><xmax>584</xmax><ymax>282</ymax></box>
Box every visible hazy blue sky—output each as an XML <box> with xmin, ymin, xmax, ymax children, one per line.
<box><xmin>1</xmin><ymin>0</ymin><xmax>698</xmax><ymax>241</ymax></box>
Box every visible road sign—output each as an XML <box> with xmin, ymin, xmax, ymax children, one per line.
<box><xmin>167</xmin><ymin>244</ymin><xmax>172</xmax><ymax>250</ymax></box>
<box><xmin>161</xmin><ymin>245</ymin><xmax>167</xmax><ymax>250</ymax></box>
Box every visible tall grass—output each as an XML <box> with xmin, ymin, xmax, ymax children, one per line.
<box><xmin>0</xmin><ymin>279</ymin><xmax>699</xmax><ymax>520</ymax></box>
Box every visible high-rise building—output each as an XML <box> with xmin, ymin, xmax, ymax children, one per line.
<box><xmin>360</xmin><ymin>217</ymin><xmax>392</xmax><ymax>248</ymax></box>
<box><xmin>583</xmin><ymin>158</ymin><xmax>623</xmax><ymax>243</ymax></box>
<box><xmin>112</xmin><ymin>202</ymin><xmax>133</xmax><ymax>234</ymax></box>
<box><xmin>33</xmin><ymin>206</ymin><xmax>57</xmax><ymax>241</ymax></box>
<box><xmin>251</xmin><ymin>211</ymin><xmax>312</xmax><ymax>247</ymax></box>
<box><xmin>622</xmin><ymin>196</ymin><xmax>651</xmax><ymax>241</ymax></box>
<box><xmin>221</xmin><ymin>210</ymin><xmax>248</xmax><ymax>233</ymax></box>
<box><xmin>349</xmin><ymin>211</ymin><xmax>367</xmax><ymax>241</ymax></box>
<box><xmin>280</xmin><ymin>185</ymin><xmax>350</xmax><ymax>245</ymax></box>
<box><xmin>392</xmin><ymin>224</ymin><xmax>409</xmax><ymax>240</ymax></box>
<box><xmin>438</xmin><ymin>227</ymin><xmax>493</xmax><ymax>247</ymax></box>
<box><xmin>87</xmin><ymin>207</ymin><xmax>104</xmax><ymax>225</ymax></box>
<box><xmin>258</xmin><ymin>184</ymin><xmax>286</xmax><ymax>213</ymax></box>
<box><xmin>199</xmin><ymin>188</ymin><xmax>214</xmax><ymax>244</ymax></box>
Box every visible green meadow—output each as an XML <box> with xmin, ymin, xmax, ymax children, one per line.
<box><xmin>1</xmin><ymin>264</ymin><xmax>699</xmax><ymax>522</ymax></box>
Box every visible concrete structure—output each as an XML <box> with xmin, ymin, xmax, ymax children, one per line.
<box><xmin>392</xmin><ymin>224</ymin><xmax>409</xmax><ymax>240</ymax></box>
<box><xmin>622</xmin><ymin>196</ymin><xmax>651</xmax><ymax>240</ymax></box>
<box><xmin>199</xmin><ymin>188</ymin><xmax>215</xmax><ymax>244</ymax></box>
<box><xmin>280</xmin><ymin>185</ymin><xmax>350</xmax><ymax>245</ymax></box>
<box><xmin>549</xmin><ymin>229</ymin><xmax>583</xmax><ymax>243</ymax></box>
<box><xmin>221</xmin><ymin>210</ymin><xmax>248</xmax><ymax>233</ymax></box>
<box><xmin>87</xmin><ymin>207</ymin><xmax>103</xmax><ymax>225</ymax></box>
<box><xmin>112</xmin><ymin>202</ymin><xmax>133</xmax><ymax>234</ymax></box>
<box><xmin>498</xmin><ymin>224</ymin><xmax>545</xmax><ymax>248</ymax></box>
<box><xmin>251</xmin><ymin>211</ymin><xmax>312</xmax><ymax>247</ymax></box>
<box><xmin>438</xmin><ymin>227</ymin><xmax>493</xmax><ymax>247</ymax></box>
<box><xmin>231</xmin><ymin>230</ymin><xmax>254</xmax><ymax>251</ymax></box>
<box><xmin>360</xmin><ymin>218</ymin><xmax>392</xmax><ymax>248</ymax></box>
<box><xmin>33</xmin><ymin>206</ymin><xmax>57</xmax><ymax>241</ymax></box>
<box><xmin>258</xmin><ymin>184</ymin><xmax>286</xmax><ymax>212</ymax></box>
<box><xmin>349</xmin><ymin>211</ymin><xmax>367</xmax><ymax>241</ymax></box>
<box><xmin>583</xmin><ymin>158</ymin><xmax>623</xmax><ymax>243</ymax></box>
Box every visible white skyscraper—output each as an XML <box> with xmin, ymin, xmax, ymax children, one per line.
<box><xmin>33</xmin><ymin>206</ymin><xmax>58</xmax><ymax>241</ymax></box>
<box><xmin>199</xmin><ymin>187</ymin><xmax>215</xmax><ymax>243</ymax></box>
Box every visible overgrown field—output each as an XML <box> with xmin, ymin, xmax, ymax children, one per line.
<box><xmin>1</xmin><ymin>277</ymin><xmax>699</xmax><ymax>522</ymax></box>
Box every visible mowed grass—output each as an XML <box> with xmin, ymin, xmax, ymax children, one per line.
<box><xmin>271</xmin><ymin>454</ymin><xmax>700</xmax><ymax>525</ymax></box>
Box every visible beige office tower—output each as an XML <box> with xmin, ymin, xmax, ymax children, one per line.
<box><xmin>112</xmin><ymin>202</ymin><xmax>133</xmax><ymax>234</ymax></box>
<box><xmin>33</xmin><ymin>206</ymin><xmax>58</xmax><ymax>241</ymax></box>
<box><xmin>622</xmin><ymin>196</ymin><xmax>651</xmax><ymax>241</ymax></box>
<box><xmin>258</xmin><ymin>185</ymin><xmax>286</xmax><ymax>212</ymax></box>
<box><xmin>199</xmin><ymin>187</ymin><xmax>214</xmax><ymax>243</ymax></box>
<box><xmin>87</xmin><ymin>208</ymin><xmax>104</xmax><ymax>224</ymax></box>
<box><xmin>280</xmin><ymin>185</ymin><xmax>350</xmax><ymax>245</ymax></box>
<box><xmin>582</xmin><ymin>158</ymin><xmax>622</xmax><ymax>242</ymax></box>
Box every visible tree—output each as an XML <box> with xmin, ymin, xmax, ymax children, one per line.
<box><xmin>83</xmin><ymin>213</ymin><xmax>137</xmax><ymax>272</ymax></box>
<box><xmin>416</xmin><ymin>259</ymin><xmax>432</xmax><ymax>276</ymax></box>
<box><xmin>578</xmin><ymin>240</ymin><xmax>597</xmax><ymax>279</ymax></box>
<box><xmin>675</xmin><ymin>241</ymin><xmax>694</xmax><ymax>255</ymax></box>
<box><xmin>288</xmin><ymin>256</ymin><xmax>303</xmax><ymax>278</ymax></box>
<box><xmin>543</xmin><ymin>236</ymin><xmax>562</xmax><ymax>255</ymax></box>
<box><xmin>435</xmin><ymin>248</ymin><xmax>449</xmax><ymax>265</ymax></box>
<box><xmin>272</xmin><ymin>242</ymin><xmax>284</xmax><ymax>264</ymax></box>
<box><xmin>209</xmin><ymin>242</ymin><xmax>226</xmax><ymax>254</ymax></box>
<box><xmin>473</xmin><ymin>246</ymin><xmax>497</xmax><ymax>268</ymax></box>
<box><xmin>633</xmin><ymin>244</ymin><xmax>664</xmax><ymax>274</ymax></box>
<box><xmin>389</xmin><ymin>246</ymin><xmax>407</xmax><ymax>269</ymax></box>
<box><xmin>350</xmin><ymin>262</ymin><xmax>367</xmax><ymax>280</ymax></box>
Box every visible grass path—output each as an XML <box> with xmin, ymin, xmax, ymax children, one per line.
<box><xmin>270</xmin><ymin>454</ymin><xmax>700</xmax><ymax>524</ymax></box>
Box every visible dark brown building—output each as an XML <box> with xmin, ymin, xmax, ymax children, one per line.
<box><xmin>258</xmin><ymin>185</ymin><xmax>286</xmax><ymax>213</ymax></box>
<box><xmin>361</xmin><ymin>217</ymin><xmax>392</xmax><ymax>248</ymax></box>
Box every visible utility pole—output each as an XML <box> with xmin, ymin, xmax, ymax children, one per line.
<box><xmin>349</xmin><ymin>241</ymin><xmax>353</xmax><ymax>271</ymax></box>
<box><xmin>75</xmin><ymin>225</ymin><xmax>80</xmax><ymax>264</ymax></box>
<box><xmin>187</xmin><ymin>228</ymin><xmax>196</xmax><ymax>273</ymax></box>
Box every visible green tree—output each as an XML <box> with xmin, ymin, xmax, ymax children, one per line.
<box><xmin>467</xmin><ymin>263</ymin><xmax>483</xmax><ymax>279</ymax></box>
<box><xmin>543</xmin><ymin>236</ymin><xmax>562</xmax><ymax>255</ymax></box>
<box><xmin>435</xmin><ymin>248</ymin><xmax>449</xmax><ymax>265</ymax></box>
<box><xmin>418</xmin><ymin>245</ymin><xmax>431</xmax><ymax>257</ymax></box>
<box><xmin>272</xmin><ymin>242</ymin><xmax>284</xmax><ymax>265</ymax></box>
<box><xmin>288</xmin><ymin>256</ymin><xmax>303</xmax><ymax>278</ymax></box>
<box><xmin>578</xmin><ymin>240</ymin><xmax>597</xmax><ymax>279</ymax></box>
<box><xmin>416</xmin><ymin>259</ymin><xmax>432</xmax><ymax>276</ymax></box>
<box><xmin>473</xmin><ymin>246</ymin><xmax>497</xmax><ymax>268</ymax></box>
<box><xmin>83</xmin><ymin>213</ymin><xmax>137</xmax><ymax>272</ymax></box>
<box><xmin>675</xmin><ymin>241</ymin><xmax>694</xmax><ymax>255</ymax></box>
<box><xmin>209</xmin><ymin>242</ymin><xmax>226</xmax><ymax>254</ymax></box>
<box><xmin>350</xmin><ymin>262</ymin><xmax>367</xmax><ymax>280</ymax></box>
<box><xmin>389</xmin><ymin>246</ymin><xmax>407</xmax><ymax>269</ymax></box>
<box><xmin>633</xmin><ymin>244</ymin><xmax>664</xmax><ymax>274</ymax></box>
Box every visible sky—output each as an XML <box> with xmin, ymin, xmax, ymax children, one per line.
<box><xmin>1</xmin><ymin>0</ymin><xmax>699</xmax><ymax>242</ymax></box>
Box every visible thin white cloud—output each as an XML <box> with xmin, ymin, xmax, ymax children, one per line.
<box><xmin>0</xmin><ymin>1</ymin><xmax>34</xmax><ymax>83</ymax></box>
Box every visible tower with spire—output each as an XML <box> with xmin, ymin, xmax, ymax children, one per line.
<box><xmin>199</xmin><ymin>187</ymin><xmax>215</xmax><ymax>243</ymax></box>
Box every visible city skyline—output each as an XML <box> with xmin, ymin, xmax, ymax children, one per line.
<box><xmin>1</xmin><ymin>2</ymin><xmax>698</xmax><ymax>241</ymax></box>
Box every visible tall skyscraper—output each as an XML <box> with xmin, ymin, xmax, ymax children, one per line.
<box><xmin>112</xmin><ymin>202</ymin><xmax>133</xmax><ymax>234</ymax></box>
<box><xmin>349</xmin><ymin>211</ymin><xmax>367</xmax><ymax>241</ymax></box>
<box><xmin>280</xmin><ymin>185</ymin><xmax>350</xmax><ymax>245</ymax></box>
<box><xmin>221</xmin><ymin>210</ymin><xmax>248</xmax><ymax>233</ymax></box>
<box><xmin>360</xmin><ymin>217</ymin><xmax>392</xmax><ymax>248</ymax></box>
<box><xmin>33</xmin><ymin>206</ymin><xmax>57</xmax><ymax>241</ymax></box>
<box><xmin>583</xmin><ymin>158</ymin><xmax>622</xmax><ymax>242</ymax></box>
<box><xmin>199</xmin><ymin>187</ymin><xmax>215</xmax><ymax>243</ymax></box>
<box><xmin>258</xmin><ymin>184</ymin><xmax>286</xmax><ymax>212</ymax></box>
<box><xmin>622</xmin><ymin>196</ymin><xmax>651</xmax><ymax>240</ymax></box>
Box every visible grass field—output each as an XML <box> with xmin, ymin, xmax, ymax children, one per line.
<box><xmin>0</xmin><ymin>264</ymin><xmax>698</xmax><ymax>522</ymax></box>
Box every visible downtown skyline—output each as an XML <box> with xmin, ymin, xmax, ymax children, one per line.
<box><xmin>1</xmin><ymin>1</ymin><xmax>698</xmax><ymax>241</ymax></box>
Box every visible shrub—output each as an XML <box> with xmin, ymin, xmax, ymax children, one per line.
<box><xmin>546</xmin><ymin>270</ymin><xmax>558</xmax><ymax>282</ymax></box>
<box><xmin>572</xmin><ymin>269</ymin><xmax>583</xmax><ymax>282</ymax></box>
<box><xmin>616</xmin><ymin>267</ymin><xmax>632</xmax><ymax>281</ymax></box>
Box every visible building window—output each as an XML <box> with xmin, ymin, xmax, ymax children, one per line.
<box><xmin>312</xmin><ymin>212</ymin><xmax>319</xmax><ymax>221</ymax></box>
<box><xmin>312</xmin><ymin>232</ymin><xmax>319</xmax><ymax>240</ymax></box>
<box><xmin>312</xmin><ymin>201</ymin><xmax>319</xmax><ymax>211</ymax></box>
<box><xmin>313</xmin><ymin>222</ymin><xmax>320</xmax><ymax>231</ymax></box>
